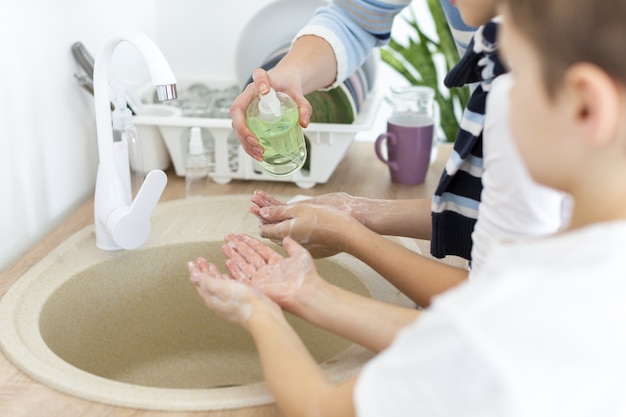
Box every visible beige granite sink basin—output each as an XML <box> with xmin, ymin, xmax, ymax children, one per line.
<box><xmin>0</xmin><ymin>195</ymin><xmax>414</xmax><ymax>411</ymax></box>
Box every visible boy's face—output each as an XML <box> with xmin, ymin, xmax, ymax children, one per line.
<box><xmin>451</xmin><ymin>0</ymin><xmax>497</xmax><ymax>27</ymax></box>
<box><xmin>499</xmin><ymin>7</ymin><xmax>569</xmax><ymax>190</ymax></box>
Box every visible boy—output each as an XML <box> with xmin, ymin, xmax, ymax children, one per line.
<box><xmin>190</xmin><ymin>0</ymin><xmax>626</xmax><ymax>415</ymax></box>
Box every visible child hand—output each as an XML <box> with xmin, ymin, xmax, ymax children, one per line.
<box><xmin>188</xmin><ymin>256</ymin><xmax>279</xmax><ymax>327</ymax></box>
<box><xmin>251</xmin><ymin>190</ymin><xmax>375</xmax><ymax>227</ymax></box>
<box><xmin>257</xmin><ymin>202</ymin><xmax>359</xmax><ymax>258</ymax></box>
<box><xmin>220</xmin><ymin>234</ymin><xmax>321</xmax><ymax>309</ymax></box>
<box><xmin>250</xmin><ymin>190</ymin><xmax>287</xmax><ymax>226</ymax></box>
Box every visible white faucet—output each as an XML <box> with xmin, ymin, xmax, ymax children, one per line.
<box><xmin>93</xmin><ymin>30</ymin><xmax>176</xmax><ymax>250</ymax></box>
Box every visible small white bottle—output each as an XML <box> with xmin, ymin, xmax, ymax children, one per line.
<box><xmin>111</xmin><ymin>87</ymin><xmax>144</xmax><ymax>199</ymax></box>
<box><xmin>185</xmin><ymin>127</ymin><xmax>210</xmax><ymax>198</ymax></box>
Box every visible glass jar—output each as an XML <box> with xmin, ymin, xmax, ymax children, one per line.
<box><xmin>389</xmin><ymin>85</ymin><xmax>436</xmax><ymax>120</ymax></box>
<box><xmin>388</xmin><ymin>85</ymin><xmax>440</xmax><ymax>161</ymax></box>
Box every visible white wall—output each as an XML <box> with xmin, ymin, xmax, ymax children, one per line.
<box><xmin>0</xmin><ymin>0</ymin><xmax>306</xmax><ymax>271</ymax></box>
<box><xmin>0</xmin><ymin>1</ymin><xmax>161</xmax><ymax>271</ymax></box>
<box><xmin>153</xmin><ymin>0</ymin><xmax>277</xmax><ymax>84</ymax></box>
<box><xmin>0</xmin><ymin>0</ymin><xmax>422</xmax><ymax>272</ymax></box>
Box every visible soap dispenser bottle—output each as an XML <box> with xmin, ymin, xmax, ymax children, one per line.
<box><xmin>111</xmin><ymin>83</ymin><xmax>144</xmax><ymax>198</ymax></box>
<box><xmin>245</xmin><ymin>88</ymin><xmax>306</xmax><ymax>177</ymax></box>
<box><xmin>185</xmin><ymin>126</ymin><xmax>210</xmax><ymax>198</ymax></box>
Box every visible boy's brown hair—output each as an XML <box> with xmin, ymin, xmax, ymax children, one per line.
<box><xmin>504</xmin><ymin>0</ymin><xmax>626</xmax><ymax>94</ymax></box>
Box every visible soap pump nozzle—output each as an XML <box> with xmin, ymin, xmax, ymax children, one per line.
<box><xmin>111</xmin><ymin>80</ymin><xmax>133</xmax><ymax>130</ymax></box>
<box><xmin>188</xmin><ymin>127</ymin><xmax>204</xmax><ymax>155</ymax></box>
<box><xmin>258</xmin><ymin>88</ymin><xmax>282</xmax><ymax>122</ymax></box>
<box><xmin>111</xmin><ymin>80</ymin><xmax>144</xmax><ymax>198</ymax></box>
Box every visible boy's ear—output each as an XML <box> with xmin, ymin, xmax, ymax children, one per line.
<box><xmin>564</xmin><ymin>63</ymin><xmax>620</xmax><ymax>146</ymax></box>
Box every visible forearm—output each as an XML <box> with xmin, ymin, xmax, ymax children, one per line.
<box><xmin>343</xmin><ymin>225</ymin><xmax>468</xmax><ymax>308</ymax></box>
<box><xmin>271</xmin><ymin>35</ymin><xmax>338</xmax><ymax>94</ymax></box>
<box><xmin>248</xmin><ymin>301</ymin><xmax>356</xmax><ymax>417</ymax></box>
<box><xmin>287</xmin><ymin>276</ymin><xmax>420</xmax><ymax>353</ymax></box>
<box><xmin>357</xmin><ymin>198</ymin><xmax>433</xmax><ymax>240</ymax></box>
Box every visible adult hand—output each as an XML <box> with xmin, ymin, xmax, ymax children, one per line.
<box><xmin>188</xmin><ymin>256</ymin><xmax>281</xmax><ymax>328</ymax></box>
<box><xmin>229</xmin><ymin>68</ymin><xmax>313</xmax><ymax>161</ymax></box>
<box><xmin>221</xmin><ymin>234</ymin><xmax>321</xmax><ymax>310</ymax></box>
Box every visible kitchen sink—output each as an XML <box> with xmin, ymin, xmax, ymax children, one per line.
<box><xmin>0</xmin><ymin>196</ymin><xmax>414</xmax><ymax>411</ymax></box>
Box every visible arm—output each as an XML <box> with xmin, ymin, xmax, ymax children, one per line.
<box><xmin>344</xmin><ymin>225</ymin><xmax>468</xmax><ymax>307</ymax></box>
<box><xmin>287</xmin><ymin>269</ymin><xmax>421</xmax><ymax>352</ymax></box>
<box><xmin>252</xmin><ymin>190</ymin><xmax>433</xmax><ymax>240</ymax></box>
<box><xmin>230</xmin><ymin>0</ymin><xmax>410</xmax><ymax>159</ymax></box>
<box><xmin>357</xmin><ymin>197</ymin><xmax>433</xmax><ymax>240</ymax></box>
<box><xmin>247</xmin><ymin>296</ymin><xmax>358</xmax><ymax>417</ymax></box>
<box><xmin>222</xmin><ymin>234</ymin><xmax>420</xmax><ymax>352</ymax></box>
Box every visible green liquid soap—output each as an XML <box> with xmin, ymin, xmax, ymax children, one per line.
<box><xmin>246</xmin><ymin>89</ymin><xmax>307</xmax><ymax>177</ymax></box>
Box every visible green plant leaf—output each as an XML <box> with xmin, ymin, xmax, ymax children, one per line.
<box><xmin>380</xmin><ymin>1</ymin><xmax>471</xmax><ymax>142</ymax></box>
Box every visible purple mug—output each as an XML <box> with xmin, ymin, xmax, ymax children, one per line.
<box><xmin>375</xmin><ymin>114</ymin><xmax>434</xmax><ymax>185</ymax></box>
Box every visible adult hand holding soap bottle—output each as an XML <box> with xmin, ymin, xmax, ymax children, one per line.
<box><xmin>246</xmin><ymin>88</ymin><xmax>307</xmax><ymax>177</ymax></box>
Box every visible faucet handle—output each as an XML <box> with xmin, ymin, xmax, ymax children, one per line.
<box><xmin>107</xmin><ymin>169</ymin><xmax>167</xmax><ymax>250</ymax></box>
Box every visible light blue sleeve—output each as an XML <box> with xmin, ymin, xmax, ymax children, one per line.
<box><xmin>295</xmin><ymin>0</ymin><xmax>476</xmax><ymax>87</ymax></box>
<box><xmin>294</xmin><ymin>0</ymin><xmax>411</xmax><ymax>87</ymax></box>
<box><xmin>439</xmin><ymin>0</ymin><xmax>477</xmax><ymax>55</ymax></box>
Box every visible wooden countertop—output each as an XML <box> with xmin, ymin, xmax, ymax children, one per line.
<box><xmin>0</xmin><ymin>141</ymin><xmax>450</xmax><ymax>417</ymax></box>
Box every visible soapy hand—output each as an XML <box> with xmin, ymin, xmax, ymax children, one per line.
<box><xmin>221</xmin><ymin>234</ymin><xmax>320</xmax><ymax>309</ymax></box>
<box><xmin>230</xmin><ymin>69</ymin><xmax>312</xmax><ymax>161</ymax></box>
<box><xmin>250</xmin><ymin>190</ymin><xmax>287</xmax><ymax>225</ymax></box>
<box><xmin>188</xmin><ymin>256</ymin><xmax>280</xmax><ymax>328</ymax></box>
<box><xmin>251</xmin><ymin>189</ymin><xmax>386</xmax><ymax>226</ymax></box>
<box><xmin>250</xmin><ymin>190</ymin><xmax>366</xmax><ymax>258</ymax></box>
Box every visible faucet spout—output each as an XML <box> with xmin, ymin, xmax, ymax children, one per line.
<box><xmin>156</xmin><ymin>84</ymin><xmax>177</xmax><ymax>101</ymax></box>
<box><xmin>93</xmin><ymin>30</ymin><xmax>176</xmax><ymax>250</ymax></box>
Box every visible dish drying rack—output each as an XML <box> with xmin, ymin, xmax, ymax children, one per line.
<box><xmin>133</xmin><ymin>81</ymin><xmax>383</xmax><ymax>189</ymax></box>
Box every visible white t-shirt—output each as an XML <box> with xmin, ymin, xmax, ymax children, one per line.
<box><xmin>355</xmin><ymin>221</ymin><xmax>626</xmax><ymax>416</ymax></box>
<box><xmin>471</xmin><ymin>73</ymin><xmax>569</xmax><ymax>276</ymax></box>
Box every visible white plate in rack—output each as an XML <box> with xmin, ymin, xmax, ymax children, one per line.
<box><xmin>235</xmin><ymin>0</ymin><xmax>328</xmax><ymax>88</ymax></box>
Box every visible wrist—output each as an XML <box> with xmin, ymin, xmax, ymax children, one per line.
<box><xmin>354</xmin><ymin>198</ymin><xmax>403</xmax><ymax>235</ymax></box>
<box><xmin>282</xmin><ymin>272</ymin><xmax>329</xmax><ymax>320</ymax></box>
<box><xmin>336</xmin><ymin>216</ymin><xmax>371</xmax><ymax>254</ymax></box>
<box><xmin>246</xmin><ymin>294</ymin><xmax>286</xmax><ymax>331</ymax></box>
<box><xmin>347</xmin><ymin>195</ymin><xmax>372</xmax><ymax>225</ymax></box>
